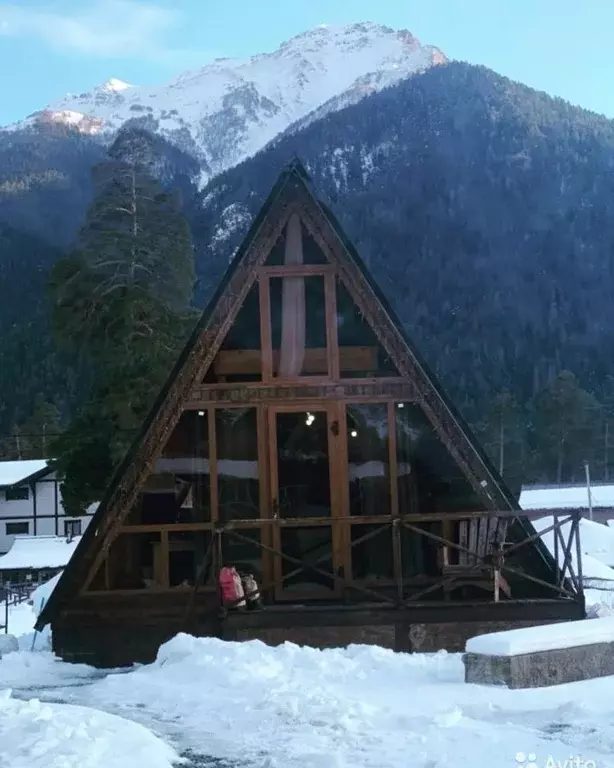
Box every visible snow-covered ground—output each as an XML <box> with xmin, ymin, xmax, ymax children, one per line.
<box><xmin>2</xmin><ymin>635</ymin><xmax>614</xmax><ymax>767</ymax></box>
<box><xmin>0</xmin><ymin>692</ymin><xmax>180</xmax><ymax>768</ymax></box>
<box><xmin>4</xmin><ymin>520</ymin><xmax>614</xmax><ymax>767</ymax></box>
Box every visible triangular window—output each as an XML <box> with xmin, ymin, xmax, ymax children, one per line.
<box><xmin>265</xmin><ymin>215</ymin><xmax>329</xmax><ymax>266</ymax></box>
<box><xmin>336</xmin><ymin>280</ymin><xmax>400</xmax><ymax>377</ymax></box>
<box><xmin>204</xmin><ymin>284</ymin><xmax>262</xmax><ymax>383</ymax></box>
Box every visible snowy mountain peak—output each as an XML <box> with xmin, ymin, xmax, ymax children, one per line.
<box><xmin>97</xmin><ymin>78</ymin><xmax>133</xmax><ymax>94</ymax></box>
<box><xmin>5</xmin><ymin>23</ymin><xmax>446</xmax><ymax>186</ymax></box>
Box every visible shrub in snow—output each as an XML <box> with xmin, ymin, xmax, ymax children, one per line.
<box><xmin>0</xmin><ymin>634</ymin><xmax>19</xmax><ymax>657</ymax></box>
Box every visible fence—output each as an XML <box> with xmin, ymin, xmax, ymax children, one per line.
<box><xmin>0</xmin><ymin>581</ymin><xmax>39</xmax><ymax>634</ymax></box>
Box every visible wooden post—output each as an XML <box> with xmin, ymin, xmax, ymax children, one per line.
<box><xmin>208</xmin><ymin>406</ymin><xmax>219</xmax><ymax>525</ymax></box>
<box><xmin>257</xmin><ymin>405</ymin><xmax>273</xmax><ymax>590</ymax></box>
<box><xmin>331</xmin><ymin>400</ymin><xmax>350</xmax><ymax>596</ymax></box>
<box><xmin>324</xmin><ymin>272</ymin><xmax>340</xmax><ymax>381</ymax></box>
<box><xmin>388</xmin><ymin>402</ymin><xmax>403</xmax><ymax>602</ymax></box>
<box><xmin>160</xmin><ymin>531</ymin><xmax>170</xmax><ymax>589</ymax></box>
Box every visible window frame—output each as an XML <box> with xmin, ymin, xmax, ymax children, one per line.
<box><xmin>4</xmin><ymin>486</ymin><xmax>29</xmax><ymax>502</ymax></box>
<box><xmin>6</xmin><ymin>521</ymin><xmax>29</xmax><ymax>536</ymax></box>
<box><xmin>64</xmin><ymin>519</ymin><xmax>83</xmax><ymax>538</ymax></box>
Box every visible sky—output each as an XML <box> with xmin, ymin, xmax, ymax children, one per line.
<box><xmin>0</xmin><ymin>0</ymin><xmax>612</xmax><ymax>126</ymax></box>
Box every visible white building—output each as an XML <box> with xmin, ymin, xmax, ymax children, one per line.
<box><xmin>0</xmin><ymin>534</ymin><xmax>82</xmax><ymax>585</ymax></box>
<box><xmin>0</xmin><ymin>460</ymin><xmax>96</xmax><ymax>554</ymax></box>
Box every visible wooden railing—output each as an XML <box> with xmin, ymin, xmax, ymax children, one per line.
<box><xmin>210</xmin><ymin>509</ymin><xmax>584</xmax><ymax>605</ymax></box>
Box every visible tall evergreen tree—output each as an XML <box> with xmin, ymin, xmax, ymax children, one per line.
<box><xmin>532</xmin><ymin>371</ymin><xmax>602</xmax><ymax>483</ymax></box>
<box><xmin>0</xmin><ymin>396</ymin><xmax>61</xmax><ymax>460</ymax></box>
<box><xmin>19</xmin><ymin>395</ymin><xmax>61</xmax><ymax>459</ymax></box>
<box><xmin>476</xmin><ymin>390</ymin><xmax>528</xmax><ymax>494</ymax></box>
<box><xmin>49</xmin><ymin>130</ymin><xmax>196</xmax><ymax>514</ymax></box>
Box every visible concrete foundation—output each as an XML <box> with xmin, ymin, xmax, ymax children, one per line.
<box><xmin>464</xmin><ymin>641</ymin><xmax>614</xmax><ymax>688</ymax></box>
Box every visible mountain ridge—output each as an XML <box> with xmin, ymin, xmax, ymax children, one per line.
<box><xmin>2</xmin><ymin>23</ymin><xmax>446</xmax><ymax>186</ymax></box>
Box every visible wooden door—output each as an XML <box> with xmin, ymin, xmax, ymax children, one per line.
<box><xmin>268</xmin><ymin>404</ymin><xmax>344</xmax><ymax>600</ymax></box>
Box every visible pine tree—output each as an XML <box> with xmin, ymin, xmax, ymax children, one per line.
<box><xmin>19</xmin><ymin>395</ymin><xmax>61</xmax><ymax>458</ymax></box>
<box><xmin>49</xmin><ymin>131</ymin><xmax>196</xmax><ymax>514</ymax></box>
<box><xmin>0</xmin><ymin>396</ymin><xmax>61</xmax><ymax>459</ymax></box>
<box><xmin>476</xmin><ymin>389</ymin><xmax>528</xmax><ymax>493</ymax></box>
<box><xmin>532</xmin><ymin>371</ymin><xmax>602</xmax><ymax>483</ymax></box>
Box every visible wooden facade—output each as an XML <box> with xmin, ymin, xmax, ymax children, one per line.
<box><xmin>37</xmin><ymin>162</ymin><xmax>584</xmax><ymax>667</ymax></box>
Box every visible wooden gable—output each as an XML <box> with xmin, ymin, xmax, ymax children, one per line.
<box><xmin>38</xmin><ymin>161</ymin><xmax>564</xmax><ymax>627</ymax></box>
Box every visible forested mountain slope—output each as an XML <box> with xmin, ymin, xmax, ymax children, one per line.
<box><xmin>194</xmin><ymin>62</ymin><xmax>614</xmax><ymax>421</ymax></box>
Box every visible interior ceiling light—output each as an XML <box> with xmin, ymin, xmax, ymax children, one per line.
<box><xmin>198</xmin><ymin>411</ymin><xmax>205</xmax><ymax>417</ymax></box>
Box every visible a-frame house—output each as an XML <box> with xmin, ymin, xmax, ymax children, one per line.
<box><xmin>37</xmin><ymin>161</ymin><xmax>584</xmax><ymax>667</ymax></box>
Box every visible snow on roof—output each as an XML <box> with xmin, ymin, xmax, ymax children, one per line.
<box><xmin>0</xmin><ymin>535</ymin><xmax>81</xmax><ymax>570</ymax></box>
<box><xmin>0</xmin><ymin>459</ymin><xmax>49</xmax><ymax>488</ymax></box>
<box><xmin>465</xmin><ymin>616</ymin><xmax>614</xmax><ymax>656</ymax></box>
<box><xmin>520</xmin><ymin>484</ymin><xmax>614</xmax><ymax>510</ymax></box>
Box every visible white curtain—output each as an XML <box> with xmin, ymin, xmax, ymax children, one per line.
<box><xmin>278</xmin><ymin>214</ymin><xmax>306</xmax><ymax>376</ymax></box>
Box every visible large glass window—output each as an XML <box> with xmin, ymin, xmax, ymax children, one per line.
<box><xmin>205</xmin><ymin>285</ymin><xmax>262</xmax><ymax>383</ymax></box>
<box><xmin>346</xmin><ymin>403</ymin><xmax>391</xmax><ymax>516</ymax></box>
<box><xmin>168</xmin><ymin>531</ymin><xmax>213</xmax><ymax>588</ymax></box>
<box><xmin>216</xmin><ymin>408</ymin><xmax>260</xmax><ymax>521</ymax></box>
<box><xmin>107</xmin><ymin>532</ymin><xmax>161</xmax><ymax>590</ymax></box>
<box><xmin>336</xmin><ymin>280</ymin><xmax>400</xmax><ymax>377</ymax></box>
<box><xmin>126</xmin><ymin>410</ymin><xmax>211</xmax><ymax>525</ymax></box>
<box><xmin>274</xmin><ymin>410</ymin><xmax>331</xmax><ymax>518</ymax></box>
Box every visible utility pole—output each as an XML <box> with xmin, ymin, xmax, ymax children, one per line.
<box><xmin>584</xmin><ymin>461</ymin><xmax>593</xmax><ymax>521</ymax></box>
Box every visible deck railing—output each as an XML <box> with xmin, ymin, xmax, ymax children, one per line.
<box><xmin>205</xmin><ymin>508</ymin><xmax>584</xmax><ymax>606</ymax></box>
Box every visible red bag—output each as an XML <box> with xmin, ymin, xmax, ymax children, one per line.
<box><xmin>219</xmin><ymin>566</ymin><xmax>246</xmax><ymax>609</ymax></box>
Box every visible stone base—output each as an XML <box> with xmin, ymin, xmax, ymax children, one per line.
<box><xmin>464</xmin><ymin>641</ymin><xmax>614</xmax><ymax>688</ymax></box>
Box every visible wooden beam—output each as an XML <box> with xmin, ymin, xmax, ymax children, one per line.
<box><xmin>115</xmin><ymin>509</ymin><xmax>562</xmax><ymax>535</ymax></box>
<box><xmin>258</xmin><ymin>264</ymin><xmax>335</xmax><ymax>277</ymax></box>
<box><xmin>120</xmin><ymin>523</ymin><xmax>215</xmax><ymax>533</ymax></box>
<box><xmin>186</xmin><ymin>380</ymin><xmax>417</xmax><ymax>408</ymax></box>
<box><xmin>388</xmin><ymin>402</ymin><xmax>403</xmax><ymax>600</ymax></box>
<box><xmin>222</xmin><ymin>598</ymin><xmax>585</xmax><ymax>629</ymax></box>
<box><xmin>325</xmin><ymin>272</ymin><xmax>341</xmax><ymax>381</ymax></box>
<box><xmin>191</xmin><ymin>375</ymin><xmax>408</xmax><ymax>392</ymax></box>
<box><xmin>208</xmin><ymin>406</ymin><xmax>219</xmax><ymax>524</ymax></box>
<box><xmin>213</xmin><ymin>347</ymin><xmax>377</xmax><ymax>377</ymax></box>
<box><xmin>330</xmin><ymin>401</ymin><xmax>348</xmax><ymax>593</ymax></box>
<box><xmin>160</xmin><ymin>531</ymin><xmax>169</xmax><ymax>588</ymax></box>
<box><xmin>267</xmin><ymin>407</ymin><xmax>283</xmax><ymax>597</ymax></box>
<box><xmin>257</xmin><ymin>405</ymin><xmax>273</xmax><ymax>587</ymax></box>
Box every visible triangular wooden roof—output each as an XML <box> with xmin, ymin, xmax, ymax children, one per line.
<box><xmin>38</xmin><ymin>160</ymin><xmax>557</xmax><ymax>627</ymax></box>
